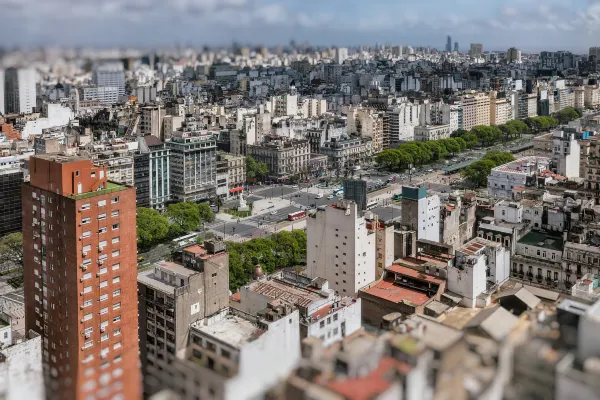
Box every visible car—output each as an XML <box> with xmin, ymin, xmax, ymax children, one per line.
<box><xmin>316</xmin><ymin>193</ymin><xmax>323</xmax><ymax>199</ymax></box>
<box><xmin>292</xmin><ymin>184</ymin><xmax>299</xmax><ymax>188</ymax></box>
<box><xmin>327</xmin><ymin>195</ymin><xmax>334</xmax><ymax>200</ymax></box>
<box><xmin>426</xmin><ymin>169</ymin><xmax>434</xmax><ymax>173</ymax></box>
<box><xmin>270</xmin><ymin>211</ymin><xmax>277</xmax><ymax>215</ymax></box>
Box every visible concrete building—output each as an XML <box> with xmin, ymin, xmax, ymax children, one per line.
<box><xmin>506</xmin><ymin>47</ymin><xmax>522</xmax><ymax>63</ymax></box>
<box><xmin>490</xmin><ymin>94</ymin><xmax>512</xmax><ymax>126</ymax></box>
<box><xmin>414</xmin><ymin>125</ymin><xmax>451</xmax><ymax>142</ymax></box>
<box><xmin>585</xmin><ymin>85</ymin><xmax>600</xmax><ymax>109</ymax></box>
<box><xmin>135</xmin><ymin>135</ymin><xmax>170</xmax><ymax>210</ymax></box>
<box><xmin>355</xmin><ymin>109</ymin><xmax>384</xmax><ymax>154</ymax></box>
<box><xmin>448</xmin><ymin>238</ymin><xmax>495</xmax><ymax>307</ymax></box>
<box><xmin>92</xmin><ymin>148</ymin><xmax>135</xmax><ymax>187</ymax></box>
<box><xmin>514</xmin><ymin>91</ymin><xmax>538</xmax><ymax>120</ymax></box>
<box><xmin>0</xmin><ymin>330</ymin><xmax>44</xmax><ymax>400</ymax></box>
<box><xmin>93</xmin><ymin>63</ymin><xmax>126</xmax><ymax>96</ymax></box>
<box><xmin>488</xmin><ymin>156</ymin><xmax>550</xmax><ymax>199</ymax></box>
<box><xmin>0</xmin><ymin>157</ymin><xmax>23</xmax><ymax>236</ymax></box>
<box><xmin>246</xmin><ymin>137</ymin><xmax>310</xmax><ymax>180</ymax></box>
<box><xmin>440</xmin><ymin>193</ymin><xmax>478</xmax><ymax>253</ymax></box>
<box><xmin>268</xmin><ymin>93</ymin><xmax>298</xmax><ymax>117</ymax></box>
<box><xmin>320</xmin><ymin>136</ymin><xmax>373</xmax><ymax>171</ymax></box>
<box><xmin>162</xmin><ymin>115</ymin><xmax>184</xmax><ymax>142</ymax></box>
<box><xmin>400</xmin><ymin>186</ymin><xmax>440</xmax><ymax>243</ymax></box>
<box><xmin>22</xmin><ymin>154</ymin><xmax>141</xmax><ymax>400</ymax></box>
<box><xmin>138</xmin><ymin>242</ymin><xmax>229</xmax><ymax>397</ymax></box>
<box><xmin>461</xmin><ymin>92</ymin><xmax>490</xmax><ymax>130</ymax></box>
<box><xmin>4</xmin><ymin>67</ymin><xmax>37</xmax><ymax>114</ymax></box>
<box><xmin>232</xmin><ymin>270</ymin><xmax>361</xmax><ymax>347</ymax></box>
<box><xmin>216</xmin><ymin>153</ymin><xmax>245</xmax><ymax>192</ymax></box>
<box><xmin>511</xmin><ymin>230</ymin><xmax>564</xmax><ymax>289</ymax></box>
<box><xmin>168</xmin><ymin>131</ymin><xmax>217</xmax><ymax>202</ymax></box>
<box><xmin>80</xmin><ymin>85</ymin><xmax>120</xmax><ymax>105</ymax></box>
<box><xmin>307</xmin><ymin>200</ymin><xmax>376</xmax><ymax>295</ymax></box>
<box><xmin>552</xmin><ymin>129</ymin><xmax>580</xmax><ymax>178</ymax></box>
<box><xmin>470</xmin><ymin>43</ymin><xmax>483</xmax><ymax>58</ymax></box>
<box><xmin>139</xmin><ymin>105</ymin><xmax>166</xmax><ymax>139</ymax></box>
<box><xmin>135</xmin><ymin>86</ymin><xmax>157</xmax><ymax>104</ymax></box>
<box><xmin>384</xmin><ymin>101</ymin><xmax>420</xmax><ymax>145</ymax></box>
<box><xmin>335</xmin><ymin>48</ymin><xmax>348</xmax><ymax>65</ymax></box>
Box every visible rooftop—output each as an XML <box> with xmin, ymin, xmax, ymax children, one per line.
<box><xmin>386</xmin><ymin>264</ymin><xmax>444</xmax><ymax>284</ymax></box>
<box><xmin>518</xmin><ymin>230</ymin><xmax>564</xmax><ymax>251</ymax></box>
<box><xmin>193</xmin><ymin>315</ymin><xmax>263</xmax><ymax>348</ymax></box>
<box><xmin>463</xmin><ymin>306</ymin><xmax>520</xmax><ymax>342</ymax></box>
<box><xmin>69</xmin><ymin>181</ymin><xmax>127</xmax><ymax>200</ymax></box>
<box><xmin>247</xmin><ymin>278</ymin><xmax>327</xmax><ymax>309</ymax></box>
<box><xmin>362</xmin><ymin>279</ymin><xmax>431</xmax><ymax>306</ymax></box>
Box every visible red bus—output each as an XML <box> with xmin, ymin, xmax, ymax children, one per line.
<box><xmin>288</xmin><ymin>210</ymin><xmax>307</xmax><ymax>221</ymax></box>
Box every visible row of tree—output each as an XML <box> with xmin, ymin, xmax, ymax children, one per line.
<box><xmin>376</xmin><ymin>137</ymin><xmax>468</xmax><ymax>171</ymax></box>
<box><xmin>460</xmin><ymin>150</ymin><xmax>516</xmax><ymax>187</ymax></box>
<box><xmin>227</xmin><ymin>230</ymin><xmax>307</xmax><ymax>291</ymax></box>
<box><xmin>137</xmin><ymin>202</ymin><xmax>215</xmax><ymax>249</ymax></box>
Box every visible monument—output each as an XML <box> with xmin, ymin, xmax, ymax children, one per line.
<box><xmin>237</xmin><ymin>191</ymin><xmax>250</xmax><ymax>212</ymax></box>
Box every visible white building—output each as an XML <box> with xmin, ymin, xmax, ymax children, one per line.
<box><xmin>335</xmin><ymin>48</ymin><xmax>349</xmax><ymax>65</ymax></box>
<box><xmin>234</xmin><ymin>270</ymin><xmax>362</xmax><ymax>348</ymax></box>
<box><xmin>493</xmin><ymin>201</ymin><xmax>523</xmax><ymax>224</ymax></box>
<box><xmin>268</xmin><ymin>92</ymin><xmax>298</xmax><ymax>117</ymax></box>
<box><xmin>93</xmin><ymin>62</ymin><xmax>125</xmax><ymax>95</ymax></box>
<box><xmin>414</xmin><ymin>125</ymin><xmax>452</xmax><ymax>142</ymax></box>
<box><xmin>20</xmin><ymin>104</ymin><xmax>75</xmax><ymax>139</ymax></box>
<box><xmin>447</xmin><ymin>238</ymin><xmax>490</xmax><ymax>308</ymax></box>
<box><xmin>307</xmin><ymin>200</ymin><xmax>376</xmax><ymax>296</ymax></box>
<box><xmin>552</xmin><ymin>129</ymin><xmax>580</xmax><ymax>178</ymax></box>
<box><xmin>384</xmin><ymin>101</ymin><xmax>420</xmax><ymax>145</ymax></box>
<box><xmin>400</xmin><ymin>186</ymin><xmax>440</xmax><ymax>243</ymax></box>
<box><xmin>488</xmin><ymin>156</ymin><xmax>550</xmax><ymax>199</ymax></box>
<box><xmin>4</xmin><ymin>67</ymin><xmax>37</xmax><ymax>114</ymax></box>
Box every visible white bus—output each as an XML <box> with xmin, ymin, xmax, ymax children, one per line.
<box><xmin>171</xmin><ymin>233</ymin><xmax>198</xmax><ymax>248</ymax></box>
<box><xmin>366</xmin><ymin>199</ymin><xmax>379</xmax><ymax>210</ymax></box>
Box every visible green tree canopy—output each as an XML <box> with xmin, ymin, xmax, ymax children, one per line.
<box><xmin>136</xmin><ymin>208</ymin><xmax>170</xmax><ymax>249</ymax></box>
<box><xmin>461</xmin><ymin>159</ymin><xmax>497</xmax><ymax>187</ymax></box>
<box><xmin>0</xmin><ymin>233</ymin><xmax>24</xmax><ymax>267</ymax></box>
<box><xmin>482</xmin><ymin>150</ymin><xmax>515</xmax><ymax>166</ymax></box>
<box><xmin>167</xmin><ymin>202</ymin><xmax>201</xmax><ymax>233</ymax></box>
<box><xmin>197</xmin><ymin>203</ymin><xmax>216</xmax><ymax>223</ymax></box>
<box><xmin>246</xmin><ymin>156</ymin><xmax>270</xmax><ymax>181</ymax></box>
<box><xmin>375</xmin><ymin>149</ymin><xmax>400</xmax><ymax>170</ymax></box>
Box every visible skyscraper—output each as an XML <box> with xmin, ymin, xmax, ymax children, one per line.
<box><xmin>4</xmin><ymin>67</ymin><xmax>37</xmax><ymax>114</ymax></box>
<box><xmin>454</xmin><ymin>42</ymin><xmax>459</xmax><ymax>53</ymax></box>
<box><xmin>93</xmin><ymin>63</ymin><xmax>126</xmax><ymax>96</ymax></box>
<box><xmin>446</xmin><ymin>35</ymin><xmax>452</xmax><ymax>52</ymax></box>
<box><xmin>23</xmin><ymin>154</ymin><xmax>141</xmax><ymax>400</ymax></box>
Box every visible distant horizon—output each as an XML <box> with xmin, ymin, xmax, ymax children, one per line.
<box><xmin>2</xmin><ymin>0</ymin><xmax>599</xmax><ymax>54</ymax></box>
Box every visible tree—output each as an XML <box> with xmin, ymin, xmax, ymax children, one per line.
<box><xmin>482</xmin><ymin>150</ymin><xmax>515</xmax><ymax>166</ymax></box>
<box><xmin>0</xmin><ymin>233</ymin><xmax>23</xmax><ymax>268</ymax></box>
<box><xmin>197</xmin><ymin>203</ymin><xmax>216</xmax><ymax>223</ymax></box>
<box><xmin>454</xmin><ymin>137</ymin><xmax>467</xmax><ymax>151</ymax></box>
<box><xmin>461</xmin><ymin>159</ymin><xmax>497</xmax><ymax>187</ymax></box>
<box><xmin>167</xmin><ymin>202</ymin><xmax>201</xmax><ymax>233</ymax></box>
<box><xmin>137</xmin><ymin>208</ymin><xmax>170</xmax><ymax>249</ymax></box>
<box><xmin>246</xmin><ymin>156</ymin><xmax>269</xmax><ymax>182</ymax></box>
<box><xmin>376</xmin><ymin>149</ymin><xmax>400</xmax><ymax>170</ymax></box>
<box><xmin>471</xmin><ymin>126</ymin><xmax>502</xmax><ymax>147</ymax></box>
<box><xmin>439</xmin><ymin>138</ymin><xmax>460</xmax><ymax>154</ymax></box>
<box><xmin>554</xmin><ymin>107</ymin><xmax>580</xmax><ymax>124</ymax></box>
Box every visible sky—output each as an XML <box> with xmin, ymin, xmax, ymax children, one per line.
<box><xmin>2</xmin><ymin>0</ymin><xmax>600</xmax><ymax>52</ymax></box>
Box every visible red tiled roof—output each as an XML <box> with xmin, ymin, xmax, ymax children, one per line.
<box><xmin>183</xmin><ymin>245</ymin><xmax>206</xmax><ymax>255</ymax></box>
<box><xmin>386</xmin><ymin>264</ymin><xmax>444</xmax><ymax>284</ymax></box>
<box><xmin>230</xmin><ymin>292</ymin><xmax>241</xmax><ymax>302</ymax></box>
<box><xmin>325</xmin><ymin>356</ymin><xmax>405</xmax><ymax>400</ymax></box>
<box><xmin>362</xmin><ymin>280</ymin><xmax>430</xmax><ymax>306</ymax></box>
<box><xmin>310</xmin><ymin>305</ymin><xmax>333</xmax><ymax>320</ymax></box>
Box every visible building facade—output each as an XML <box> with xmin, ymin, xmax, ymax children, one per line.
<box><xmin>0</xmin><ymin>157</ymin><xmax>23</xmax><ymax>237</ymax></box>
<box><xmin>22</xmin><ymin>154</ymin><xmax>141</xmax><ymax>400</ymax></box>
<box><xmin>400</xmin><ymin>186</ymin><xmax>440</xmax><ymax>243</ymax></box>
<box><xmin>246</xmin><ymin>137</ymin><xmax>310</xmax><ymax>180</ymax></box>
<box><xmin>414</xmin><ymin>125</ymin><xmax>452</xmax><ymax>142</ymax></box>
<box><xmin>4</xmin><ymin>67</ymin><xmax>37</xmax><ymax>114</ymax></box>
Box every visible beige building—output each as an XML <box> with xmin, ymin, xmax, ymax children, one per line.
<box><xmin>217</xmin><ymin>153</ymin><xmax>246</xmax><ymax>189</ymax></box>
<box><xmin>489</xmin><ymin>93</ymin><xmax>512</xmax><ymax>126</ymax></box>
<box><xmin>246</xmin><ymin>137</ymin><xmax>310</xmax><ymax>179</ymax></box>
<box><xmin>574</xmin><ymin>87</ymin><xmax>586</xmax><ymax>109</ymax></box>
<box><xmin>585</xmin><ymin>85</ymin><xmax>600</xmax><ymax>108</ymax></box>
<box><xmin>139</xmin><ymin>105</ymin><xmax>166</xmax><ymax>139</ymax></box>
<box><xmin>461</xmin><ymin>92</ymin><xmax>490</xmax><ymax>130</ymax></box>
<box><xmin>162</xmin><ymin>115</ymin><xmax>184</xmax><ymax>141</ymax></box>
<box><xmin>356</xmin><ymin>109</ymin><xmax>385</xmax><ymax>153</ymax></box>
<box><xmin>414</xmin><ymin>124</ymin><xmax>452</xmax><ymax>141</ymax></box>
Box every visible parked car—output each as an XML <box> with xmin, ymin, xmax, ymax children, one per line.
<box><xmin>316</xmin><ymin>193</ymin><xmax>323</xmax><ymax>199</ymax></box>
<box><xmin>327</xmin><ymin>195</ymin><xmax>334</xmax><ymax>200</ymax></box>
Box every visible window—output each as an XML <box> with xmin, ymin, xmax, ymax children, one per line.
<box><xmin>98</xmin><ymin>213</ymin><xmax>107</xmax><ymax>220</ymax></box>
<box><xmin>113</xmin><ymin>342</ymin><xmax>122</xmax><ymax>350</ymax></box>
<box><xmin>112</xmin><ymin>263</ymin><xmax>120</xmax><ymax>271</ymax></box>
<box><xmin>83</xmin><ymin>286</ymin><xmax>92</xmax><ymax>294</ymax></box>
<box><xmin>83</xmin><ymin>340</ymin><xmax>93</xmax><ymax>349</ymax></box>
<box><xmin>111</xmin><ymin>210</ymin><xmax>119</xmax><ymax>217</ymax></box>
<box><xmin>100</xmin><ymin>294</ymin><xmax>108</xmax><ymax>301</ymax></box>
<box><xmin>99</xmin><ymin>267</ymin><xmax>108</xmax><ymax>275</ymax></box>
<box><xmin>114</xmin><ymin>355</ymin><xmax>122</xmax><ymax>363</ymax></box>
<box><xmin>112</xmin><ymin>250</ymin><xmax>120</xmax><ymax>257</ymax></box>
<box><xmin>112</xmin><ymin>277</ymin><xmax>120</xmax><ymax>284</ymax></box>
<box><xmin>327</xmin><ymin>317</ymin><xmax>331</xmax><ymax>324</ymax></box>
<box><xmin>83</xmin><ymin>313</ymin><xmax>92</xmax><ymax>322</ymax></box>
<box><xmin>319</xmin><ymin>321</ymin><xmax>325</xmax><ymax>328</ymax></box>
<box><xmin>99</xmin><ymin>281</ymin><xmax>108</xmax><ymax>289</ymax></box>
<box><xmin>82</xmin><ymin>272</ymin><xmax>92</xmax><ymax>280</ymax></box>
<box><xmin>98</xmin><ymin>200</ymin><xmax>106</xmax><ymax>207</ymax></box>
<box><xmin>113</xmin><ymin>316</ymin><xmax>121</xmax><ymax>323</ymax></box>
<box><xmin>112</xmin><ymin>224</ymin><xmax>119</xmax><ymax>231</ymax></box>
<box><xmin>111</xmin><ymin>197</ymin><xmax>119</xmax><ymax>204</ymax></box>
<box><xmin>113</xmin><ymin>302</ymin><xmax>121</xmax><ymax>310</ymax></box>
<box><xmin>82</xmin><ymin>231</ymin><xmax>91</xmax><ymax>238</ymax></box>
<box><xmin>81</xmin><ymin>218</ymin><xmax>91</xmax><ymax>225</ymax></box>
<box><xmin>100</xmin><ymin>307</ymin><xmax>108</xmax><ymax>315</ymax></box>
<box><xmin>112</xmin><ymin>237</ymin><xmax>120</xmax><ymax>244</ymax></box>
<box><xmin>83</xmin><ymin>299</ymin><xmax>92</xmax><ymax>308</ymax></box>
<box><xmin>81</xmin><ymin>203</ymin><xmax>91</xmax><ymax>210</ymax></box>
<box><xmin>101</xmin><ymin>334</ymin><xmax>109</xmax><ymax>342</ymax></box>
<box><xmin>333</xmin><ymin>314</ymin><xmax>338</xmax><ymax>321</ymax></box>
<box><xmin>113</xmin><ymin>289</ymin><xmax>121</xmax><ymax>297</ymax></box>
<box><xmin>114</xmin><ymin>328</ymin><xmax>121</xmax><ymax>336</ymax></box>
<box><xmin>83</xmin><ymin>245</ymin><xmax>92</xmax><ymax>252</ymax></box>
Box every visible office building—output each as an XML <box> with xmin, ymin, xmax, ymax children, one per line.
<box><xmin>469</xmin><ymin>43</ymin><xmax>483</xmax><ymax>58</ymax></box>
<box><xmin>446</xmin><ymin>36</ymin><xmax>452</xmax><ymax>52</ymax></box>
<box><xmin>22</xmin><ymin>154</ymin><xmax>141</xmax><ymax>400</ymax></box>
<box><xmin>0</xmin><ymin>157</ymin><xmax>23</xmax><ymax>236</ymax></box>
<box><xmin>246</xmin><ymin>137</ymin><xmax>310</xmax><ymax>180</ymax></box>
<box><xmin>307</xmin><ymin>199</ymin><xmax>376</xmax><ymax>295</ymax></box>
<box><xmin>335</xmin><ymin>47</ymin><xmax>348</xmax><ymax>65</ymax></box>
<box><xmin>135</xmin><ymin>87</ymin><xmax>157</xmax><ymax>104</ymax></box>
<box><xmin>400</xmin><ymin>186</ymin><xmax>440</xmax><ymax>243</ymax></box>
<box><xmin>490</xmin><ymin>93</ymin><xmax>512</xmax><ymax>126</ymax></box>
<box><xmin>168</xmin><ymin>131</ymin><xmax>217</xmax><ymax>202</ymax></box>
<box><xmin>320</xmin><ymin>136</ymin><xmax>373</xmax><ymax>171</ymax></box>
<box><xmin>414</xmin><ymin>125</ymin><xmax>452</xmax><ymax>142</ymax></box>
<box><xmin>93</xmin><ymin>63</ymin><xmax>125</xmax><ymax>96</ymax></box>
<box><xmin>343</xmin><ymin>179</ymin><xmax>368</xmax><ymax>213</ymax></box>
<box><xmin>506</xmin><ymin>47</ymin><xmax>522</xmax><ymax>63</ymax></box>
<box><xmin>134</xmin><ymin>136</ymin><xmax>170</xmax><ymax>210</ymax></box>
<box><xmin>4</xmin><ymin>67</ymin><xmax>37</xmax><ymax>114</ymax></box>
<box><xmin>80</xmin><ymin>86</ymin><xmax>120</xmax><ymax>105</ymax></box>
<box><xmin>454</xmin><ymin>42</ymin><xmax>459</xmax><ymax>53</ymax></box>
<box><xmin>384</xmin><ymin>101</ymin><xmax>421</xmax><ymax>145</ymax></box>
<box><xmin>138</xmin><ymin>242</ymin><xmax>229</xmax><ymax>397</ymax></box>
<box><xmin>216</xmin><ymin>153</ymin><xmax>245</xmax><ymax>192</ymax></box>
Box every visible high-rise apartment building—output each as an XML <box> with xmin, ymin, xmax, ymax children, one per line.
<box><xmin>4</xmin><ymin>67</ymin><xmax>37</xmax><ymax>114</ymax></box>
<box><xmin>139</xmin><ymin>105</ymin><xmax>166</xmax><ymax>139</ymax></box>
<box><xmin>469</xmin><ymin>43</ymin><xmax>483</xmax><ymax>58</ymax></box>
<box><xmin>590</xmin><ymin>47</ymin><xmax>600</xmax><ymax>60</ymax></box>
<box><xmin>446</xmin><ymin>36</ymin><xmax>452</xmax><ymax>52</ymax></box>
<box><xmin>307</xmin><ymin>200</ymin><xmax>376</xmax><ymax>295</ymax></box>
<box><xmin>93</xmin><ymin>63</ymin><xmax>125</xmax><ymax>96</ymax></box>
<box><xmin>22</xmin><ymin>154</ymin><xmax>141</xmax><ymax>400</ymax></box>
<box><xmin>400</xmin><ymin>186</ymin><xmax>440</xmax><ymax>243</ymax></box>
<box><xmin>0</xmin><ymin>156</ymin><xmax>23</xmax><ymax>236</ymax></box>
<box><xmin>506</xmin><ymin>47</ymin><xmax>522</xmax><ymax>63</ymax></box>
<box><xmin>461</xmin><ymin>92</ymin><xmax>490</xmax><ymax>130</ymax></box>
<box><xmin>168</xmin><ymin>131</ymin><xmax>217</xmax><ymax>202</ymax></box>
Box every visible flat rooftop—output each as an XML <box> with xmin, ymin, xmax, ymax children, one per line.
<box><xmin>193</xmin><ymin>315</ymin><xmax>263</xmax><ymax>348</ymax></box>
<box><xmin>69</xmin><ymin>181</ymin><xmax>127</xmax><ymax>200</ymax></box>
<box><xmin>362</xmin><ymin>279</ymin><xmax>430</xmax><ymax>306</ymax></box>
<box><xmin>248</xmin><ymin>278</ymin><xmax>327</xmax><ymax>309</ymax></box>
<box><xmin>518</xmin><ymin>230</ymin><xmax>564</xmax><ymax>252</ymax></box>
<box><xmin>386</xmin><ymin>264</ymin><xmax>444</xmax><ymax>284</ymax></box>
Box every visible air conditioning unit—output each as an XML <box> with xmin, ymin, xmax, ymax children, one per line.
<box><xmin>98</xmin><ymin>260</ymin><xmax>104</xmax><ymax>265</ymax></box>
<box><xmin>100</xmin><ymin>327</ymin><xmax>105</xmax><ymax>333</ymax></box>
<box><xmin>82</xmin><ymin>252</ymin><xmax>88</xmax><ymax>257</ymax></box>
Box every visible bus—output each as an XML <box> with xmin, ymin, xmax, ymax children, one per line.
<box><xmin>332</xmin><ymin>186</ymin><xmax>344</xmax><ymax>195</ymax></box>
<box><xmin>366</xmin><ymin>199</ymin><xmax>379</xmax><ymax>210</ymax></box>
<box><xmin>171</xmin><ymin>233</ymin><xmax>198</xmax><ymax>248</ymax></box>
<box><xmin>288</xmin><ymin>210</ymin><xmax>307</xmax><ymax>221</ymax></box>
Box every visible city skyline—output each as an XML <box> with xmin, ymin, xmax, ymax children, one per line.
<box><xmin>2</xmin><ymin>0</ymin><xmax>600</xmax><ymax>52</ymax></box>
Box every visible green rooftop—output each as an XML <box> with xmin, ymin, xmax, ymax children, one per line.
<box><xmin>69</xmin><ymin>181</ymin><xmax>127</xmax><ymax>200</ymax></box>
<box><xmin>518</xmin><ymin>230</ymin><xmax>564</xmax><ymax>252</ymax></box>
